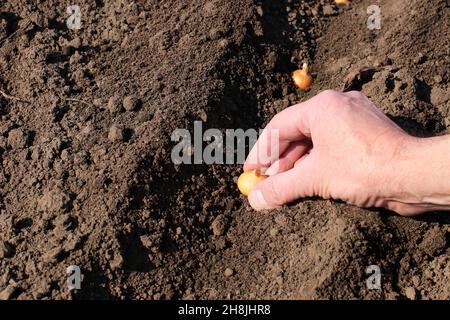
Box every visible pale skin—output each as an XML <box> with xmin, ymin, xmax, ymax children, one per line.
<box><xmin>244</xmin><ymin>90</ymin><xmax>450</xmax><ymax>216</ymax></box>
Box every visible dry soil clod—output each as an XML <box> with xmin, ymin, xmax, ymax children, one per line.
<box><xmin>108</xmin><ymin>95</ymin><xmax>123</xmax><ymax>113</ymax></box>
<box><xmin>7</xmin><ymin>128</ymin><xmax>28</xmax><ymax>149</ymax></box>
<box><xmin>108</xmin><ymin>124</ymin><xmax>125</xmax><ymax>142</ymax></box>
<box><xmin>211</xmin><ymin>215</ymin><xmax>227</xmax><ymax>236</ymax></box>
<box><xmin>70</xmin><ymin>37</ymin><xmax>82</xmax><ymax>50</ymax></box>
<box><xmin>123</xmin><ymin>95</ymin><xmax>141</xmax><ymax>111</ymax></box>
<box><xmin>343</xmin><ymin>66</ymin><xmax>384</xmax><ymax>92</ymax></box>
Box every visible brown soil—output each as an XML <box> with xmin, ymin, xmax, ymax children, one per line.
<box><xmin>0</xmin><ymin>0</ymin><xmax>449</xmax><ymax>300</ymax></box>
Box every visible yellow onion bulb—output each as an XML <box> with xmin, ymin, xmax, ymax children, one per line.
<box><xmin>292</xmin><ymin>63</ymin><xmax>313</xmax><ymax>90</ymax></box>
<box><xmin>237</xmin><ymin>169</ymin><xmax>267</xmax><ymax>196</ymax></box>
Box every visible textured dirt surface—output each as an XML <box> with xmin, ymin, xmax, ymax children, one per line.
<box><xmin>0</xmin><ymin>0</ymin><xmax>449</xmax><ymax>300</ymax></box>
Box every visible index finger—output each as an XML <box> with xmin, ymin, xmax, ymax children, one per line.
<box><xmin>243</xmin><ymin>97</ymin><xmax>315</xmax><ymax>172</ymax></box>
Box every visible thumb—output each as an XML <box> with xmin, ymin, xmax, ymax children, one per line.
<box><xmin>248</xmin><ymin>156</ymin><xmax>318</xmax><ymax>210</ymax></box>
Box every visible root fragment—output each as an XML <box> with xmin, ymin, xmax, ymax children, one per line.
<box><xmin>0</xmin><ymin>89</ymin><xmax>31</xmax><ymax>105</ymax></box>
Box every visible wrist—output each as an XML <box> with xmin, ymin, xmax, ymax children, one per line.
<box><xmin>386</xmin><ymin>135</ymin><xmax>450</xmax><ymax>211</ymax></box>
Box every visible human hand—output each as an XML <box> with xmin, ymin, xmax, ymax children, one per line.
<box><xmin>244</xmin><ymin>90</ymin><xmax>450</xmax><ymax>216</ymax></box>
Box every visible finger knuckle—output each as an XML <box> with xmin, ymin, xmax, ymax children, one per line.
<box><xmin>346</xmin><ymin>90</ymin><xmax>366</xmax><ymax>100</ymax></box>
<box><xmin>319</xmin><ymin>89</ymin><xmax>343</xmax><ymax>102</ymax></box>
<box><xmin>317</xmin><ymin>90</ymin><xmax>348</xmax><ymax>113</ymax></box>
<box><xmin>271</xmin><ymin>111</ymin><xmax>284</xmax><ymax>124</ymax></box>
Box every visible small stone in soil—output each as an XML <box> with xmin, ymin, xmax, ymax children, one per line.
<box><xmin>224</xmin><ymin>268</ymin><xmax>234</xmax><ymax>277</ymax></box>
<box><xmin>405</xmin><ymin>287</ymin><xmax>416</xmax><ymax>300</ymax></box>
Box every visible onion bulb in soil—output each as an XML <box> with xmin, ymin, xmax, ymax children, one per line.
<box><xmin>237</xmin><ymin>170</ymin><xmax>267</xmax><ymax>196</ymax></box>
<box><xmin>292</xmin><ymin>63</ymin><xmax>313</xmax><ymax>90</ymax></box>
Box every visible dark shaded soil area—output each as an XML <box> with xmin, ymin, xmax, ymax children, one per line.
<box><xmin>0</xmin><ymin>0</ymin><xmax>449</xmax><ymax>299</ymax></box>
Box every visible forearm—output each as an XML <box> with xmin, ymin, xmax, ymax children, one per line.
<box><xmin>389</xmin><ymin>135</ymin><xmax>450</xmax><ymax>210</ymax></box>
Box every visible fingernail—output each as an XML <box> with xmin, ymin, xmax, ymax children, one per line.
<box><xmin>248</xmin><ymin>190</ymin><xmax>269</xmax><ymax>211</ymax></box>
